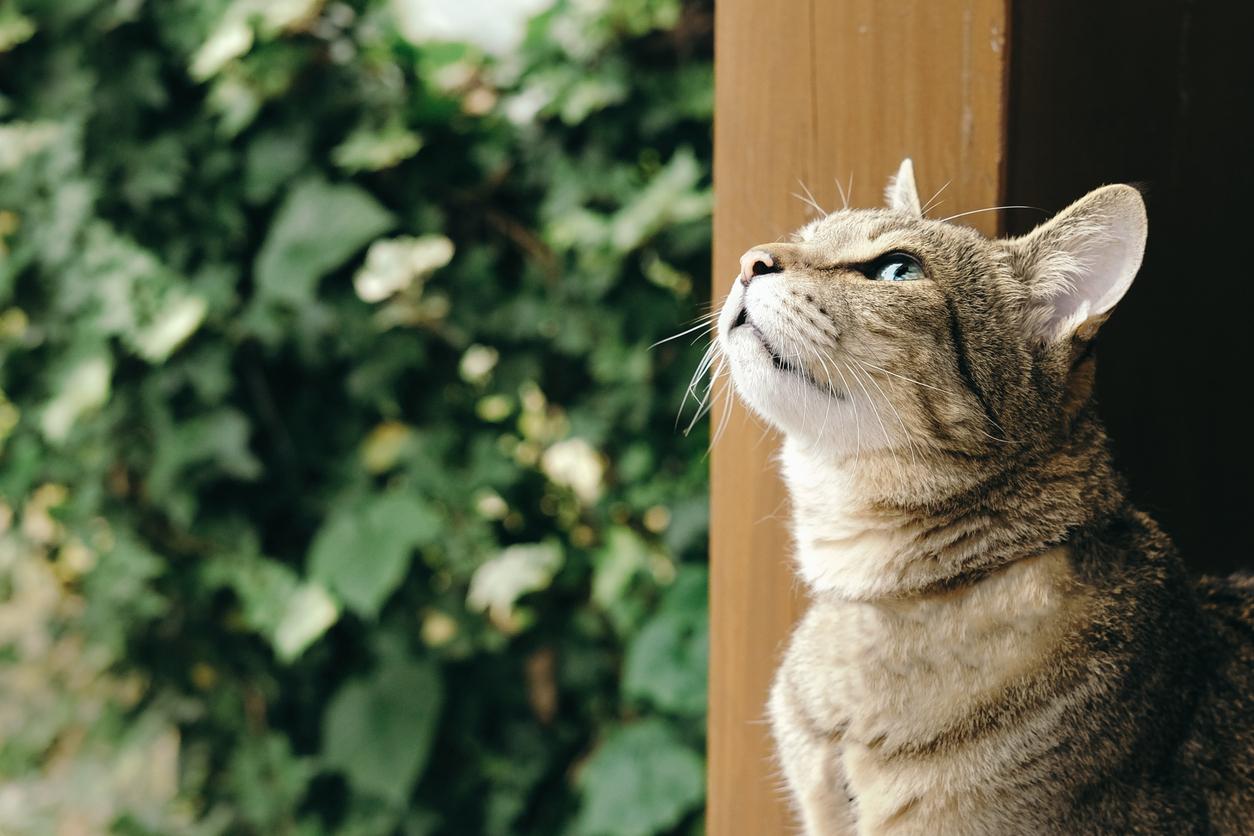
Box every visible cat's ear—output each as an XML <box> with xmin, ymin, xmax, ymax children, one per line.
<box><xmin>1009</xmin><ymin>184</ymin><xmax>1147</xmax><ymax>342</ymax></box>
<box><xmin>884</xmin><ymin>158</ymin><xmax>923</xmax><ymax>217</ymax></box>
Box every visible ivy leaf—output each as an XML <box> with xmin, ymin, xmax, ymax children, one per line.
<box><xmin>244</xmin><ymin>128</ymin><xmax>310</xmax><ymax>204</ymax></box>
<box><xmin>147</xmin><ymin>407</ymin><xmax>263</xmax><ymax>524</ymax></box>
<box><xmin>40</xmin><ymin>353</ymin><xmax>111</xmax><ymax>443</ymax></box>
<box><xmin>592</xmin><ymin>527</ymin><xmax>652</xmax><ymax>635</ymax></box>
<box><xmin>662</xmin><ymin>495</ymin><xmax>709</xmax><ymax>559</ymax></box>
<box><xmin>322</xmin><ymin>654</ymin><xmax>444</xmax><ymax>806</ymax></box>
<box><xmin>308</xmin><ymin>490</ymin><xmax>441</xmax><ymax>618</ymax></box>
<box><xmin>332</xmin><ymin>121</ymin><xmax>424</xmax><ymax>173</ymax></box>
<box><xmin>622</xmin><ymin>567</ymin><xmax>708</xmax><ymax>717</ymax></box>
<box><xmin>574</xmin><ymin>720</ymin><xmax>705</xmax><ymax>836</ymax></box>
<box><xmin>201</xmin><ymin>551</ymin><xmax>340</xmax><ymax>663</ymax></box>
<box><xmin>0</xmin><ymin>10</ymin><xmax>36</xmax><ymax>53</ymax></box>
<box><xmin>609</xmin><ymin>147</ymin><xmax>711</xmax><ymax>252</ymax></box>
<box><xmin>225</xmin><ymin>732</ymin><xmax>317</xmax><ymax>829</ymax></box>
<box><xmin>272</xmin><ymin>582</ymin><xmax>340</xmax><ymax>663</ymax></box>
<box><xmin>253</xmin><ymin>177</ymin><xmax>394</xmax><ymax>307</ymax></box>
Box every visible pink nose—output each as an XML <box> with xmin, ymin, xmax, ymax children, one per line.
<box><xmin>739</xmin><ymin>249</ymin><xmax>779</xmax><ymax>286</ymax></box>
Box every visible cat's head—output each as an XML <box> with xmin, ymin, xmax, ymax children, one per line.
<box><xmin>716</xmin><ymin>159</ymin><xmax>1147</xmax><ymax>469</ymax></box>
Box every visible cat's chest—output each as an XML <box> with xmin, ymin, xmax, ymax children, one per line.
<box><xmin>784</xmin><ymin>547</ymin><xmax>1078</xmax><ymax>748</ymax></box>
<box><xmin>779</xmin><ymin>550</ymin><xmax>1083</xmax><ymax>833</ymax></box>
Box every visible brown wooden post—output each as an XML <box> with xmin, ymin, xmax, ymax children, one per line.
<box><xmin>708</xmin><ymin>1</ymin><xmax>1009</xmax><ymax>831</ymax></box>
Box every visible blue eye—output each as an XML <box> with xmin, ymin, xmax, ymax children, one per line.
<box><xmin>870</xmin><ymin>254</ymin><xmax>924</xmax><ymax>281</ymax></box>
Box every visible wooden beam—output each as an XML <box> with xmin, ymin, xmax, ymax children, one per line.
<box><xmin>708</xmin><ymin>1</ymin><xmax>1008</xmax><ymax>831</ymax></box>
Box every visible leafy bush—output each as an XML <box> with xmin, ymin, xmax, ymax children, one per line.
<box><xmin>0</xmin><ymin>1</ymin><xmax>712</xmax><ymax>833</ymax></box>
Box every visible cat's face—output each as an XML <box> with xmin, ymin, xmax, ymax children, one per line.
<box><xmin>716</xmin><ymin>160</ymin><xmax>1147</xmax><ymax>463</ymax></box>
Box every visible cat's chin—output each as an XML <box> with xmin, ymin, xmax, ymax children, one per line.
<box><xmin>722</xmin><ymin>335</ymin><xmax>872</xmax><ymax>454</ymax></box>
<box><xmin>716</xmin><ymin>279</ymin><xmax>891</xmax><ymax>454</ymax></box>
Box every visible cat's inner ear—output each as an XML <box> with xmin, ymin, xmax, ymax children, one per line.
<box><xmin>884</xmin><ymin>158</ymin><xmax>923</xmax><ymax>217</ymax></box>
<box><xmin>1010</xmin><ymin>184</ymin><xmax>1147</xmax><ymax>343</ymax></box>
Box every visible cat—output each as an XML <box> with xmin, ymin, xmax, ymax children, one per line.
<box><xmin>713</xmin><ymin>159</ymin><xmax>1254</xmax><ymax>835</ymax></box>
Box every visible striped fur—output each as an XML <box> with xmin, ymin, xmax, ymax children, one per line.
<box><xmin>716</xmin><ymin>162</ymin><xmax>1254</xmax><ymax>834</ymax></box>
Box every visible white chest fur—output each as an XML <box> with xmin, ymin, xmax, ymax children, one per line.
<box><xmin>779</xmin><ymin>439</ymin><xmax>979</xmax><ymax>599</ymax></box>
<box><xmin>776</xmin><ymin>547</ymin><xmax>1084</xmax><ymax>834</ymax></box>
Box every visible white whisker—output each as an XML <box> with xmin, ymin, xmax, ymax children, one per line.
<box><xmin>850</xmin><ymin>358</ymin><xmax>958</xmax><ymax>397</ymax></box>
<box><xmin>711</xmin><ymin>362</ymin><xmax>735</xmax><ymax>448</ymax></box>
<box><xmin>676</xmin><ymin>341</ymin><xmax>720</xmax><ymax>430</ymax></box>
<box><xmin>834</xmin><ymin>175</ymin><xmax>849</xmax><ymax>210</ymax></box>
<box><xmin>852</xmin><ymin>356</ymin><xmax>921</xmax><ymax>469</ymax></box>
<box><xmin>937</xmin><ymin>204</ymin><xmax>1044</xmax><ymax>224</ymax></box>
<box><xmin>844</xmin><ymin>358</ymin><xmax>899</xmax><ymax>479</ymax></box>
<box><xmin>831</xmin><ymin>361</ymin><xmax>862</xmax><ymax>469</ymax></box>
<box><xmin>921</xmin><ymin>179</ymin><xmax>951</xmax><ymax>216</ymax></box>
<box><xmin>794</xmin><ymin>179</ymin><xmax>828</xmax><ymax>218</ymax></box>
<box><xmin>810</xmin><ymin>348</ymin><xmax>839</xmax><ymax>446</ymax></box>
<box><xmin>650</xmin><ymin>315</ymin><xmax>717</xmax><ymax>349</ymax></box>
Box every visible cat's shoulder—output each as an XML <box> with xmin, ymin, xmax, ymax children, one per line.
<box><xmin>1195</xmin><ymin>572</ymin><xmax>1254</xmax><ymax>623</ymax></box>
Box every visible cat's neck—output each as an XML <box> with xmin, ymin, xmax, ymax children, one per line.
<box><xmin>779</xmin><ymin>421</ymin><xmax>1125</xmax><ymax>599</ymax></box>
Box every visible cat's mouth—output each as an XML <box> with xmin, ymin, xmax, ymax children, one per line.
<box><xmin>731</xmin><ymin>306</ymin><xmax>837</xmax><ymax>395</ymax></box>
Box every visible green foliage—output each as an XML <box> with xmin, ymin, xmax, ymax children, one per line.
<box><xmin>253</xmin><ymin>177</ymin><xmax>396</xmax><ymax>310</ymax></box>
<box><xmin>623</xmin><ymin>566</ymin><xmax>708</xmax><ymax>717</ymax></box>
<box><xmin>574</xmin><ymin>720</ymin><xmax>706</xmax><ymax>836</ymax></box>
<box><xmin>322</xmin><ymin>647</ymin><xmax>444</xmax><ymax>806</ymax></box>
<box><xmin>0</xmin><ymin>0</ymin><xmax>712</xmax><ymax>833</ymax></box>
<box><xmin>309</xmin><ymin>489</ymin><xmax>441</xmax><ymax>618</ymax></box>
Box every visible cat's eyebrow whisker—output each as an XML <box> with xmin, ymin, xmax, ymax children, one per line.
<box><xmin>937</xmin><ymin>204</ymin><xmax>1046</xmax><ymax>224</ymax></box>
<box><xmin>921</xmin><ymin>179</ymin><xmax>951</xmax><ymax>216</ymax></box>
<box><xmin>792</xmin><ymin>192</ymin><xmax>826</xmax><ymax>219</ymax></box>
<box><xmin>834</xmin><ymin>175</ymin><xmax>849</xmax><ymax>210</ymax></box>
<box><xmin>798</xmin><ymin>178</ymin><xmax>825</xmax><ymax>210</ymax></box>
<box><xmin>793</xmin><ymin>178</ymin><xmax>828</xmax><ymax>218</ymax></box>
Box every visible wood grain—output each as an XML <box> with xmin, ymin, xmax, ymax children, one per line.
<box><xmin>708</xmin><ymin>2</ymin><xmax>1008</xmax><ymax>832</ymax></box>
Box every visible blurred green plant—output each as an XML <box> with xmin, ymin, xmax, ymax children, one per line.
<box><xmin>0</xmin><ymin>0</ymin><xmax>713</xmax><ymax>833</ymax></box>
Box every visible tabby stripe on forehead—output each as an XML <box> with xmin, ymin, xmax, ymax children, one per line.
<box><xmin>942</xmin><ymin>295</ymin><xmax>1002</xmax><ymax>436</ymax></box>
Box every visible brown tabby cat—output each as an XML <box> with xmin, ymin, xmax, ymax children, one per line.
<box><xmin>713</xmin><ymin>160</ymin><xmax>1254</xmax><ymax>834</ymax></box>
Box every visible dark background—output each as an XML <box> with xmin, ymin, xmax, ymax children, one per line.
<box><xmin>1006</xmin><ymin>0</ymin><xmax>1254</xmax><ymax>575</ymax></box>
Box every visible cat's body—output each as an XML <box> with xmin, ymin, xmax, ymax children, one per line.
<box><xmin>714</xmin><ymin>161</ymin><xmax>1254</xmax><ymax>834</ymax></box>
<box><xmin>773</xmin><ymin>441</ymin><xmax>1254</xmax><ymax>835</ymax></box>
